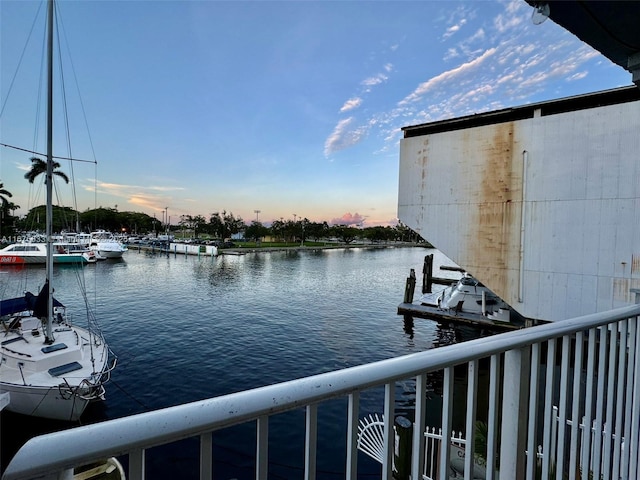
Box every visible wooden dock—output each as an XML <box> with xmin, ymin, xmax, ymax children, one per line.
<box><xmin>397</xmin><ymin>302</ymin><xmax>523</xmax><ymax>331</ymax></box>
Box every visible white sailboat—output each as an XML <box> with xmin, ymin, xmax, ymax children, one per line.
<box><xmin>0</xmin><ymin>0</ymin><xmax>116</xmax><ymax>421</ymax></box>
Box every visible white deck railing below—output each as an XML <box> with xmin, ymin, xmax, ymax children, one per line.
<box><xmin>3</xmin><ymin>303</ymin><xmax>640</xmax><ymax>480</ymax></box>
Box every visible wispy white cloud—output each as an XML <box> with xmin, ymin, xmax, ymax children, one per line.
<box><xmin>326</xmin><ymin>0</ymin><xmax>617</xmax><ymax>163</ymax></box>
<box><xmin>399</xmin><ymin>48</ymin><xmax>497</xmax><ymax>106</ymax></box>
<box><xmin>439</xmin><ymin>3</ymin><xmax>478</xmax><ymax>46</ymax></box>
<box><xmin>340</xmin><ymin>97</ymin><xmax>362</xmax><ymax>113</ymax></box>
<box><xmin>324</xmin><ymin>117</ymin><xmax>368</xmax><ymax>157</ymax></box>
<box><xmin>95</xmin><ymin>181</ymin><xmax>184</xmax><ymax>193</ymax></box>
<box><xmin>329</xmin><ymin>53</ymin><xmax>396</xmax><ymax>155</ymax></box>
<box><xmin>567</xmin><ymin>71</ymin><xmax>588</xmax><ymax>82</ymax></box>
<box><xmin>84</xmin><ymin>181</ymin><xmax>185</xmax><ymax>211</ymax></box>
<box><xmin>494</xmin><ymin>0</ymin><xmax>524</xmax><ymax>32</ymax></box>
<box><xmin>361</xmin><ymin>73</ymin><xmax>388</xmax><ymax>87</ymax></box>
<box><xmin>443</xmin><ymin>18</ymin><xmax>467</xmax><ymax>40</ymax></box>
<box><xmin>444</xmin><ymin>47</ymin><xmax>459</xmax><ymax>61</ymax></box>
<box><xmin>15</xmin><ymin>161</ymin><xmax>30</xmax><ymax>172</ymax></box>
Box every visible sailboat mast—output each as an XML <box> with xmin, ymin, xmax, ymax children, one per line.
<box><xmin>45</xmin><ymin>0</ymin><xmax>54</xmax><ymax>343</ymax></box>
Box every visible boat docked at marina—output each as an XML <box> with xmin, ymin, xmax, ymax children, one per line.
<box><xmin>0</xmin><ymin>284</ymin><xmax>115</xmax><ymax>420</ymax></box>
<box><xmin>0</xmin><ymin>0</ymin><xmax>116</xmax><ymax>420</ymax></box>
<box><xmin>78</xmin><ymin>230</ymin><xmax>127</xmax><ymax>259</ymax></box>
<box><xmin>0</xmin><ymin>240</ymin><xmax>97</xmax><ymax>265</ymax></box>
<box><xmin>420</xmin><ymin>273</ymin><xmax>512</xmax><ymax>322</ymax></box>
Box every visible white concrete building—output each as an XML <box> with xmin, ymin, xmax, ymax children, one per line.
<box><xmin>398</xmin><ymin>86</ymin><xmax>640</xmax><ymax>322</ymax></box>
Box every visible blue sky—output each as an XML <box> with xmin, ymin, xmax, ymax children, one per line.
<box><xmin>0</xmin><ymin>0</ymin><xmax>631</xmax><ymax>228</ymax></box>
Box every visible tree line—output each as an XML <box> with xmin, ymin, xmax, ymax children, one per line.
<box><xmin>2</xmin><ymin>204</ymin><xmax>424</xmax><ymax>245</ymax></box>
<box><xmin>0</xmin><ymin>158</ymin><xmax>425</xmax><ymax>244</ymax></box>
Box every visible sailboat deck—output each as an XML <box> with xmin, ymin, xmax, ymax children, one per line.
<box><xmin>1</xmin><ymin>319</ymin><xmax>106</xmax><ymax>387</ymax></box>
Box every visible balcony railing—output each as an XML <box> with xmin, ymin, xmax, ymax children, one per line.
<box><xmin>3</xmin><ymin>302</ymin><xmax>640</xmax><ymax>480</ymax></box>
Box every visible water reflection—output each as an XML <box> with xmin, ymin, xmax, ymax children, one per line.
<box><xmin>1</xmin><ymin>246</ymin><xmax>488</xmax><ymax>479</ymax></box>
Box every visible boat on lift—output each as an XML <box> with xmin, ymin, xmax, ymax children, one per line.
<box><xmin>420</xmin><ymin>273</ymin><xmax>512</xmax><ymax>322</ymax></box>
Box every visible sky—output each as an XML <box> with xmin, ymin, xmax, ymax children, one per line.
<box><xmin>0</xmin><ymin>0</ymin><xmax>632</xmax><ymax>228</ymax></box>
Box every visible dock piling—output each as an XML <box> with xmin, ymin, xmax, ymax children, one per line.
<box><xmin>422</xmin><ymin>254</ymin><xmax>433</xmax><ymax>294</ymax></box>
<box><xmin>394</xmin><ymin>416</ymin><xmax>412</xmax><ymax>480</ymax></box>
<box><xmin>404</xmin><ymin>269</ymin><xmax>416</xmax><ymax>303</ymax></box>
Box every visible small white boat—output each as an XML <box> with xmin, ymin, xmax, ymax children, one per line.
<box><xmin>420</xmin><ymin>273</ymin><xmax>511</xmax><ymax>322</ymax></box>
<box><xmin>0</xmin><ymin>241</ymin><xmax>97</xmax><ymax>265</ymax></box>
<box><xmin>80</xmin><ymin>230</ymin><xmax>128</xmax><ymax>259</ymax></box>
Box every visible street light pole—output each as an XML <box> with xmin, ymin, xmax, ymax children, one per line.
<box><xmin>254</xmin><ymin>210</ymin><xmax>261</xmax><ymax>223</ymax></box>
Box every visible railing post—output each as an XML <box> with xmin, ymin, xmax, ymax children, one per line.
<box><xmin>200</xmin><ymin>432</ymin><xmax>213</xmax><ymax>480</ymax></box>
<box><xmin>500</xmin><ymin>347</ymin><xmax>530</xmax><ymax>479</ymax></box>
<box><xmin>305</xmin><ymin>404</ymin><xmax>318</xmax><ymax>480</ymax></box>
<box><xmin>346</xmin><ymin>392</ymin><xmax>359</xmax><ymax>480</ymax></box>
<box><xmin>383</xmin><ymin>383</ymin><xmax>395</xmax><ymax>480</ymax></box>
<box><xmin>129</xmin><ymin>449</ymin><xmax>145</xmax><ymax>480</ymax></box>
<box><xmin>629</xmin><ymin>308</ymin><xmax>640</xmax><ymax>480</ymax></box>
<box><xmin>256</xmin><ymin>416</ymin><xmax>269</xmax><ymax>480</ymax></box>
<box><xmin>411</xmin><ymin>373</ymin><xmax>427</xmax><ymax>480</ymax></box>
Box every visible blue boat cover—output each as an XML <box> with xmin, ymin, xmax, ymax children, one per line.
<box><xmin>0</xmin><ymin>288</ymin><xmax>64</xmax><ymax>317</ymax></box>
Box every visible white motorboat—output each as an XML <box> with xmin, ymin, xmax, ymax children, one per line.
<box><xmin>83</xmin><ymin>230</ymin><xmax>128</xmax><ymax>259</ymax></box>
<box><xmin>0</xmin><ymin>0</ymin><xmax>116</xmax><ymax>420</ymax></box>
<box><xmin>420</xmin><ymin>273</ymin><xmax>511</xmax><ymax>322</ymax></box>
<box><xmin>0</xmin><ymin>241</ymin><xmax>97</xmax><ymax>265</ymax></box>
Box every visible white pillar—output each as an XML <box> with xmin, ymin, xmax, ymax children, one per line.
<box><xmin>500</xmin><ymin>347</ymin><xmax>530</xmax><ymax>478</ymax></box>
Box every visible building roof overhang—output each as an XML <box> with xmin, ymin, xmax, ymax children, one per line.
<box><xmin>402</xmin><ymin>85</ymin><xmax>640</xmax><ymax>137</ymax></box>
<box><xmin>525</xmin><ymin>1</ymin><xmax>640</xmax><ymax>86</ymax></box>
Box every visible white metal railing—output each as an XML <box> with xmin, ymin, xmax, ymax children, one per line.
<box><xmin>417</xmin><ymin>405</ymin><xmax>629</xmax><ymax>480</ymax></box>
<box><xmin>3</xmin><ymin>303</ymin><xmax>640</xmax><ymax>480</ymax></box>
<box><xmin>422</xmin><ymin>427</ymin><xmax>474</xmax><ymax>480</ymax></box>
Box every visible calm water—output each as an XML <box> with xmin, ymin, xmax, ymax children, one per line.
<box><xmin>1</xmin><ymin>246</ymin><xmax>478</xmax><ymax>478</ymax></box>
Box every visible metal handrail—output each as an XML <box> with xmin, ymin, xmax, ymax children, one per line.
<box><xmin>4</xmin><ymin>303</ymin><xmax>640</xmax><ymax>479</ymax></box>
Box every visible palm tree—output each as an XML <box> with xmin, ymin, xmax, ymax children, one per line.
<box><xmin>0</xmin><ymin>185</ymin><xmax>15</xmax><ymax>240</ymax></box>
<box><xmin>0</xmin><ymin>183</ymin><xmax>12</xmax><ymax>206</ymax></box>
<box><xmin>24</xmin><ymin>156</ymin><xmax>69</xmax><ymax>184</ymax></box>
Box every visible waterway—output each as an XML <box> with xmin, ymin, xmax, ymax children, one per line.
<box><xmin>0</xmin><ymin>246</ymin><xmax>482</xmax><ymax>478</ymax></box>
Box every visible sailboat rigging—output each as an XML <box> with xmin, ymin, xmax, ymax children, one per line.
<box><xmin>0</xmin><ymin>0</ymin><xmax>116</xmax><ymax>421</ymax></box>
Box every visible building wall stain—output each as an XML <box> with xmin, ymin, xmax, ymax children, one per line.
<box><xmin>613</xmin><ymin>277</ymin><xmax>640</xmax><ymax>303</ymax></box>
<box><xmin>466</xmin><ymin>122</ymin><xmax>522</xmax><ymax>300</ymax></box>
<box><xmin>632</xmin><ymin>254</ymin><xmax>640</xmax><ymax>275</ymax></box>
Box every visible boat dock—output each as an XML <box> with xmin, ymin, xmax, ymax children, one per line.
<box><xmin>398</xmin><ymin>254</ymin><xmax>534</xmax><ymax>330</ymax></box>
<box><xmin>397</xmin><ymin>301</ymin><xmax>523</xmax><ymax>331</ymax></box>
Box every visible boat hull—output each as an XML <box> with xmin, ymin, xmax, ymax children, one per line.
<box><xmin>93</xmin><ymin>248</ymin><xmax>125</xmax><ymax>259</ymax></box>
<box><xmin>0</xmin><ymin>383</ymin><xmax>91</xmax><ymax>421</ymax></box>
<box><xmin>0</xmin><ymin>254</ymin><xmax>88</xmax><ymax>265</ymax></box>
<box><xmin>0</xmin><ymin>242</ymin><xmax>94</xmax><ymax>265</ymax></box>
<box><xmin>0</xmin><ymin>313</ymin><xmax>114</xmax><ymax>421</ymax></box>
<box><xmin>85</xmin><ymin>232</ymin><xmax>128</xmax><ymax>259</ymax></box>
